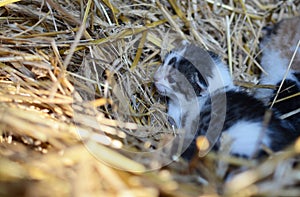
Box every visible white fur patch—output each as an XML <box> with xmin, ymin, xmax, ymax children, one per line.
<box><xmin>207</xmin><ymin>61</ymin><xmax>234</xmax><ymax>93</ymax></box>
<box><xmin>224</xmin><ymin>120</ymin><xmax>271</xmax><ymax>157</ymax></box>
<box><xmin>260</xmin><ymin>50</ymin><xmax>296</xmax><ymax>85</ymax></box>
<box><xmin>256</xmin><ymin>49</ymin><xmax>299</xmax><ymax>100</ymax></box>
<box><xmin>167</xmin><ymin>99</ymin><xmax>182</xmax><ymax>127</ymax></box>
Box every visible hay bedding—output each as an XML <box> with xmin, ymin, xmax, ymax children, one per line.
<box><xmin>0</xmin><ymin>0</ymin><xmax>300</xmax><ymax>196</ymax></box>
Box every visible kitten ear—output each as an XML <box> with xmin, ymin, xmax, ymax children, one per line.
<box><xmin>168</xmin><ymin>57</ymin><xmax>177</xmax><ymax>67</ymax></box>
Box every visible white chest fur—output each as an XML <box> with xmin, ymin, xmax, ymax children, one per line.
<box><xmin>167</xmin><ymin>99</ymin><xmax>182</xmax><ymax>128</ymax></box>
<box><xmin>224</xmin><ymin>120</ymin><xmax>271</xmax><ymax>157</ymax></box>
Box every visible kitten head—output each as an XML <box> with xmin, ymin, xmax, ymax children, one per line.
<box><xmin>153</xmin><ymin>49</ymin><xmax>207</xmax><ymax>100</ymax></box>
<box><xmin>153</xmin><ymin>43</ymin><xmax>232</xmax><ymax>101</ymax></box>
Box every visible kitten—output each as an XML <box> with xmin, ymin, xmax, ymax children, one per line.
<box><xmin>154</xmin><ymin>42</ymin><xmax>298</xmax><ymax>160</ymax></box>
<box><xmin>257</xmin><ymin>16</ymin><xmax>300</xmax><ymax>130</ymax></box>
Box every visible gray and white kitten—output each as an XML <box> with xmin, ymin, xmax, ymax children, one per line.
<box><xmin>154</xmin><ymin>42</ymin><xmax>298</xmax><ymax>160</ymax></box>
<box><xmin>256</xmin><ymin>16</ymin><xmax>300</xmax><ymax>131</ymax></box>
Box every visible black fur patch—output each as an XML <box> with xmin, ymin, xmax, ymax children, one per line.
<box><xmin>175</xmin><ymin>57</ymin><xmax>208</xmax><ymax>96</ymax></box>
<box><xmin>168</xmin><ymin>57</ymin><xmax>177</xmax><ymax>67</ymax></box>
<box><xmin>293</xmin><ymin>72</ymin><xmax>300</xmax><ymax>81</ymax></box>
<box><xmin>270</xmin><ymin>79</ymin><xmax>300</xmax><ymax>131</ymax></box>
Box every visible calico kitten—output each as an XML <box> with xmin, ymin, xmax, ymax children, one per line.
<box><xmin>154</xmin><ymin>42</ymin><xmax>298</xmax><ymax>160</ymax></box>
<box><xmin>257</xmin><ymin>16</ymin><xmax>300</xmax><ymax>130</ymax></box>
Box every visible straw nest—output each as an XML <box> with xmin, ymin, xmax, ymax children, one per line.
<box><xmin>0</xmin><ymin>0</ymin><xmax>300</xmax><ymax>196</ymax></box>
